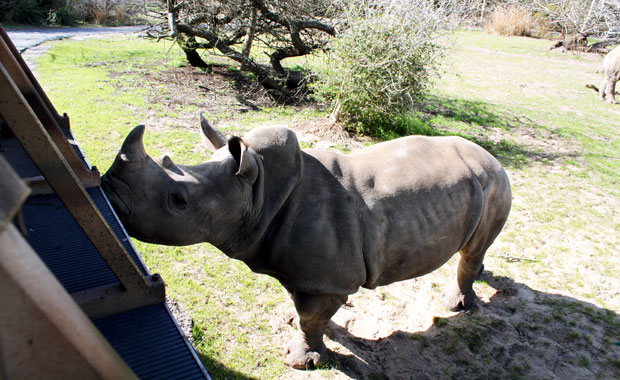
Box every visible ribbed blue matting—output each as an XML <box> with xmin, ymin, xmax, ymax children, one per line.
<box><xmin>94</xmin><ymin>304</ymin><xmax>208</xmax><ymax>380</ymax></box>
<box><xmin>5</xmin><ymin>126</ymin><xmax>209</xmax><ymax>379</ymax></box>
<box><xmin>22</xmin><ymin>187</ymin><xmax>146</xmax><ymax>293</ymax></box>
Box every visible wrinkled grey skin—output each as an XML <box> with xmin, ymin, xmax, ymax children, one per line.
<box><xmin>102</xmin><ymin>115</ymin><xmax>511</xmax><ymax>369</ymax></box>
<box><xmin>600</xmin><ymin>45</ymin><xmax>620</xmax><ymax>104</ymax></box>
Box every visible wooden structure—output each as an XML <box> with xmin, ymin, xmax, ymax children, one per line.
<box><xmin>0</xmin><ymin>25</ymin><xmax>210</xmax><ymax>379</ymax></box>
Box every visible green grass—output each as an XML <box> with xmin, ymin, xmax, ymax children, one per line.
<box><xmin>34</xmin><ymin>36</ymin><xmax>188</xmax><ymax>169</ymax></box>
<box><xmin>33</xmin><ymin>30</ymin><xmax>620</xmax><ymax>379</ymax></box>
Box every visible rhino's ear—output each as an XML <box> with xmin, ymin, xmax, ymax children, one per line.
<box><xmin>200</xmin><ymin>112</ymin><xmax>227</xmax><ymax>152</ymax></box>
<box><xmin>228</xmin><ymin>136</ymin><xmax>258</xmax><ymax>183</ymax></box>
<box><xmin>119</xmin><ymin>125</ymin><xmax>147</xmax><ymax>162</ymax></box>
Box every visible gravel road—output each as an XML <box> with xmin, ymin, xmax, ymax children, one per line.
<box><xmin>6</xmin><ymin>25</ymin><xmax>144</xmax><ymax>53</ymax></box>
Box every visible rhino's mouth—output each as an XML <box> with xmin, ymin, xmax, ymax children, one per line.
<box><xmin>101</xmin><ymin>174</ymin><xmax>133</xmax><ymax>222</ymax></box>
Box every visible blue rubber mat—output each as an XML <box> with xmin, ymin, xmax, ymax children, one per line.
<box><xmin>94</xmin><ymin>303</ymin><xmax>209</xmax><ymax>380</ymax></box>
<box><xmin>5</xmin><ymin>128</ymin><xmax>209</xmax><ymax>379</ymax></box>
<box><xmin>22</xmin><ymin>187</ymin><xmax>146</xmax><ymax>293</ymax></box>
<box><xmin>0</xmin><ymin>129</ymin><xmax>88</xmax><ymax>179</ymax></box>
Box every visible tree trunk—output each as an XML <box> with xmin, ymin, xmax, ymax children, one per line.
<box><xmin>178</xmin><ymin>36</ymin><xmax>209</xmax><ymax>69</ymax></box>
<box><xmin>242</xmin><ymin>6</ymin><xmax>257</xmax><ymax>59</ymax></box>
<box><xmin>549</xmin><ymin>33</ymin><xmax>590</xmax><ymax>51</ymax></box>
<box><xmin>587</xmin><ymin>38</ymin><xmax>620</xmax><ymax>53</ymax></box>
<box><xmin>176</xmin><ymin>24</ymin><xmax>298</xmax><ymax>101</ymax></box>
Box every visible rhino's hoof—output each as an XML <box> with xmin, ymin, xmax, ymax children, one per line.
<box><xmin>285</xmin><ymin>350</ymin><xmax>324</xmax><ymax>370</ymax></box>
<box><xmin>443</xmin><ymin>285</ymin><xmax>477</xmax><ymax>312</ymax></box>
<box><xmin>285</xmin><ymin>335</ymin><xmax>328</xmax><ymax>370</ymax></box>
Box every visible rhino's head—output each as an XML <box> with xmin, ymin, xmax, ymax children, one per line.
<box><xmin>102</xmin><ymin>115</ymin><xmax>263</xmax><ymax>248</ymax></box>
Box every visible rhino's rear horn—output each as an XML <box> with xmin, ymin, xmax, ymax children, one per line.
<box><xmin>200</xmin><ymin>112</ymin><xmax>227</xmax><ymax>152</ymax></box>
<box><xmin>120</xmin><ymin>125</ymin><xmax>147</xmax><ymax>162</ymax></box>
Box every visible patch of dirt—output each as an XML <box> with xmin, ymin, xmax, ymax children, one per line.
<box><xmin>279</xmin><ymin>270</ymin><xmax>620</xmax><ymax>380</ymax></box>
<box><xmin>112</xmin><ymin>62</ymin><xmax>367</xmax><ymax>151</ymax></box>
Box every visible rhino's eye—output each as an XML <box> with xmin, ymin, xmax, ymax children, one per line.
<box><xmin>168</xmin><ymin>192</ymin><xmax>187</xmax><ymax>211</ymax></box>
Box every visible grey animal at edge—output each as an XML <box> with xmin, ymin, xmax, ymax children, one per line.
<box><xmin>600</xmin><ymin>45</ymin><xmax>620</xmax><ymax>104</ymax></box>
<box><xmin>101</xmin><ymin>114</ymin><xmax>512</xmax><ymax>370</ymax></box>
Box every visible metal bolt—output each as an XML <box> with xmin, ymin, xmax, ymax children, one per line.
<box><xmin>152</xmin><ymin>273</ymin><xmax>161</xmax><ymax>282</ymax></box>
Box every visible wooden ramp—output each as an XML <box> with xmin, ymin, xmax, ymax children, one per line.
<box><xmin>0</xmin><ymin>25</ymin><xmax>210</xmax><ymax>380</ymax></box>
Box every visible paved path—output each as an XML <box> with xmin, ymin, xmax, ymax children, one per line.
<box><xmin>6</xmin><ymin>25</ymin><xmax>144</xmax><ymax>53</ymax></box>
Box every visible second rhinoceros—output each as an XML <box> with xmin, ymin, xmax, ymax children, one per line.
<box><xmin>600</xmin><ymin>45</ymin><xmax>620</xmax><ymax>104</ymax></box>
<box><xmin>102</xmin><ymin>115</ymin><xmax>511</xmax><ymax>369</ymax></box>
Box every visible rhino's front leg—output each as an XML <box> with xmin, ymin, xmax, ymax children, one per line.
<box><xmin>601</xmin><ymin>75</ymin><xmax>619</xmax><ymax>104</ymax></box>
<box><xmin>285</xmin><ymin>291</ymin><xmax>347</xmax><ymax>369</ymax></box>
<box><xmin>599</xmin><ymin>77</ymin><xmax>608</xmax><ymax>101</ymax></box>
<box><xmin>608</xmin><ymin>78</ymin><xmax>618</xmax><ymax>104</ymax></box>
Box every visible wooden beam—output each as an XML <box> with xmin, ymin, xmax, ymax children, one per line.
<box><xmin>0</xmin><ymin>223</ymin><xmax>138</xmax><ymax>380</ymax></box>
<box><xmin>0</xmin><ymin>28</ymin><xmax>100</xmax><ymax>188</ymax></box>
<box><xmin>0</xmin><ymin>61</ymin><xmax>164</xmax><ymax>307</ymax></box>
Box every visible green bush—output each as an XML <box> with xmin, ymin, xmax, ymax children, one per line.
<box><xmin>47</xmin><ymin>6</ymin><xmax>76</xmax><ymax>25</ymax></box>
<box><xmin>312</xmin><ymin>0</ymin><xmax>447</xmax><ymax>137</ymax></box>
<box><xmin>0</xmin><ymin>0</ymin><xmax>46</xmax><ymax>24</ymax></box>
<box><xmin>0</xmin><ymin>0</ymin><xmax>78</xmax><ymax>25</ymax></box>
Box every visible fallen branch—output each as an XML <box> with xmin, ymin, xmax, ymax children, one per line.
<box><xmin>585</xmin><ymin>83</ymin><xmax>620</xmax><ymax>95</ymax></box>
<box><xmin>492</xmin><ymin>254</ymin><xmax>539</xmax><ymax>263</ymax></box>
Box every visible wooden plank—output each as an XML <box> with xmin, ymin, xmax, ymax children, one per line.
<box><xmin>0</xmin><ymin>156</ymin><xmax>29</xmax><ymax>234</ymax></box>
<box><xmin>0</xmin><ymin>61</ymin><xmax>164</xmax><ymax>305</ymax></box>
<box><xmin>0</xmin><ymin>28</ymin><xmax>100</xmax><ymax>188</ymax></box>
<box><xmin>0</xmin><ymin>223</ymin><xmax>138</xmax><ymax>379</ymax></box>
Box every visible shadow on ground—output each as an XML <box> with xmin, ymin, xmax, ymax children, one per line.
<box><xmin>326</xmin><ymin>272</ymin><xmax>620</xmax><ymax>380</ymax></box>
<box><xmin>196</xmin><ymin>352</ymin><xmax>259</xmax><ymax>380</ymax></box>
<box><xmin>404</xmin><ymin>96</ymin><xmax>580</xmax><ymax>169</ymax></box>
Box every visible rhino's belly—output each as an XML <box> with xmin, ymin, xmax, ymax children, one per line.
<box><xmin>361</xmin><ymin>179</ymin><xmax>482</xmax><ymax>289</ymax></box>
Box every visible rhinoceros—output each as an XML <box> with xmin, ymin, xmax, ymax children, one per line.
<box><xmin>101</xmin><ymin>114</ymin><xmax>511</xmax><ymax>369</ymax></box>
<box><xmin>600</xmin><ymin>45</ymin><xmax>620</xmax><ymax>104</ymax></box>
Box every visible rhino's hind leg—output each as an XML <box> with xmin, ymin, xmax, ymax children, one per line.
<box><xmin>444</xmin><ymin>200</ymin><xmax>510</xmax><ymax>311</ymax></box>
<box><xmin>285</xmin><ymin>291</ymin><xmax>347</xmax><ymax>370</ymax></box>
<box><xmin>443</xmin><ymin>247</ymin><xmax>486</xmax><ymax>311</ymax></box>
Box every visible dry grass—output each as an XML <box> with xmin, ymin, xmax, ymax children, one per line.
<box><xmin>485</xmin><ymin>5</ymin><xmax>536</xmax><ymax>37</ymax></box>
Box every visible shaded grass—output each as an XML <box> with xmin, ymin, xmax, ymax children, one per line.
<box><xmin>433</xmin><ymin>31</ymin><xmax>619</xmax><ymax>192</ymax></box>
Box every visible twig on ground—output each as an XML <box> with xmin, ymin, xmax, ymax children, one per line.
<box><xmin>492</xmin><ymin>254</ymin><xmax>539</xmax><ymax>263</ymax></box>
<box><xmin>586</xmin><ymin>83</ymin><xmax>620</xmax><ymax>95</ymax></box>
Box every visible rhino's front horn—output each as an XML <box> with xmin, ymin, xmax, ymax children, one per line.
<box><xmin>120</xmin><ymin>125</ymin><xmax>147</xmax><ymax>162</ymax></box>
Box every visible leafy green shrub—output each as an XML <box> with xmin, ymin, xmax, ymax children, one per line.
<box><xmin>311</xmin><ymin>0</ymin><xmax>447</xmax><ymax>137</ymax></box>
<box><xmin>0</xmin><ymin>0</ymin><xmax>46</xmax><ymax>24</ymax></box>
<box><xmin>47</xmin><ymin>6</ymin><xmax>76</xmax><ymax>25</ymax></box>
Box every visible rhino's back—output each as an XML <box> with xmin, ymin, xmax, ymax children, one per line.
<box><xmin>252</xmin><ymin>135</ymin><xmax>509</xmax><ymax>295</ymax></box>
<box><xmin>307</xmin><ymin>135</ymin><xmax>509</xmax><ymax>289</ymax></box>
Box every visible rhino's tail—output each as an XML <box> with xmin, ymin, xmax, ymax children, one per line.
<box><xmin>461</xmin><ymin>166</ymin><xmax>511</xmax><ymax>260</ymax></box>
<box><xmin>445</xmin><ymin>166</ymin><xmax>511</xmax><ymax>311</ymax></box>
